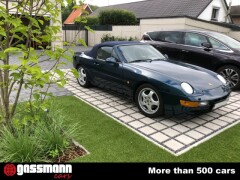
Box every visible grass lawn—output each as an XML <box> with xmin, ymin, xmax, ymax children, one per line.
<box><xmin>54</xmin><ymin>96</ymin><xmax>240</xmax><ymax>162</ymax></box>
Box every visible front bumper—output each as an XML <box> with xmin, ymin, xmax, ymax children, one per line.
<box><xmin>164</xmin><ymin>85</ymin><xmax>231</xmax><ymax>115</ymax></box>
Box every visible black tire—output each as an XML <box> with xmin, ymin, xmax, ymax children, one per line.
<box><xmin>77</xmin><ymin>66</ymin><xmax>90</xmax><ymax>88</ymax></box>
<box><xmin>217</xmin><ymin>65</ymin><xmax>240</xmax><ymax>90</ymax></box>
<box><xmin>135</xmin><ymin>84</ymin><xmax>164</xmax><ymax>118</ymax></box>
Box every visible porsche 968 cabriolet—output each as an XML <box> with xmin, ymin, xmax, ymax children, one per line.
<box><xmin>73</xmin><ymin>41</ymin><xmax>230</xmax><ymax>117</ymax></box>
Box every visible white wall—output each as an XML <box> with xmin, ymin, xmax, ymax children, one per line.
<box><xmin>198</xmin><ymin>0</ymin><xmax>231</xmax><ymax>23</ymax></box>
<box><xmin>88</xmin><ymin>26</ymin><xmax>141</xmax><ymax>46</ymax></box>
<box><xmin>228</xmin><ymin>31</ymin><xmax>240</xmax><ymax>40</ymax></box>
<box><xmin>140</xmin><ymin>18</ymin><xmax>187</xmax><ymax>34</ymax></box>
<box><xmin>86</xmin><ymin>17</ymin><xmax>240</xmax><ymax>46</ymax></box>
<box><xmin>184</xmin><ymin>18</ymin><xmax>230</xmax><ymax>33</ymax></box>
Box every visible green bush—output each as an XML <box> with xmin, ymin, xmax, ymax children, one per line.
<box><xmin>85</xmin><ymin>16</ymin><xmax>99</xmax><ymax>26</ymax></box>
<box><xmin>75</xmin><ymin>16</ymin><xmax>99</xmax><ymax>26</ymax></box>
<box><xmin>0</xmin><ymin>127</ymin><xmax>43</xmax><ymax>162</ymax></box>
<box><xmin>0</xmin><ymin>102</ymin><xmax>80</xmax><ymax>162</ymax></box>
<box><xmin>99</xmin><ymin>9</ymin><xmax>137</xmax><ymax>25</ymax></box>
<box><xmin>101</xmin><ymin>33</ymin><xmax>139</xmax><ymax>42</ymax></box>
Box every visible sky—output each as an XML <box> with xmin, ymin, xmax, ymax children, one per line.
<box><xmin>83</xmin><ymin>0</ymin><xmax>240</xmax><ymax>7</ymax></box>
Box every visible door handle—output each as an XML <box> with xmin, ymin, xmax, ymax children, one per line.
<box><xmin>94</xmin><ymin>62</ymin><xmax>100</xmax><ymax>66</ymax></box>
<box><xmin>182</xmin><ymin>50</ymin><xmax>189</xmax><ymax>53</ymax></box>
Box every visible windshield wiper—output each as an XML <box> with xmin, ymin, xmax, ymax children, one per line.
<box><xmin>129</xmin><ymin>59</ymin><xmax>153</xmax><ymax>63</ymax></box>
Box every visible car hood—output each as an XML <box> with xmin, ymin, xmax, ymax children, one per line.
<box><xmin>131</xmin><ymin>60</ymin><xmax>222</xmax><ymax>90</ymax></box>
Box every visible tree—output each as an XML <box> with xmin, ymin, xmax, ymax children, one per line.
<box><xmin>0</xmin><ymin>0</ymin><xmax>89</xmax><ymax>127</ymax></box>
<box><xmin>62</xmin><ymin>0</ymin><xmax>76</xmax><ymax>22</ymax></box>
<box><xmin>75</xmin><ymin>16</ymin><xmax>99</xmax><ymax>26</ymax></box>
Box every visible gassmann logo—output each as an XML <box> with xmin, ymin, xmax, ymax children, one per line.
<box><xmin>4</xmin><ymin>164</ymin><xmax>72</xmax><ymax>179</ymax></box>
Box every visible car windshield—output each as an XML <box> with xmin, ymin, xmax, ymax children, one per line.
<box><xmin>118</xmin><ymin>44</ymin><xmax>166</xmax><ymax>63</ymax></box>
<box><xmin>207</xmin><ymin>32</ymin><xmax>240</xmax><ymax>50</ymax></box>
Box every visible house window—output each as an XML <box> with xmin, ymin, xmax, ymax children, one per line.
<box><xmin>211</xmin><ymin>7</ymin><xmax>220</xmax><ymax>21</ymax></box>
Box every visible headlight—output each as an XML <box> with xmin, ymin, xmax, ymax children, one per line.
<box><xmin>181</xmin><ymin>82</ymin><xmax>194</xmax><ymax>94</ymax></box>
<box><xmin>217</xmin><ymin>74</ymin><xmax>227</xmax><ymax>85</ymax></box>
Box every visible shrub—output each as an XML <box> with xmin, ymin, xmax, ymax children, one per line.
<box><xmin>0</xmin><ymin>127</ymin><xmax>43</xmax><ymax>162</ymax></box>
<box><xmin>99</xmin><ymin>9</ymin><xmax>137</xmax><ymax>25</ymax></box>
<box><xmin>85</xmin><ymin>16</ymin><xmax>99</xmax><ymax>26</ymax></box>
<box><xmin>75</xmin><ymin>16</ymin><xmax>99</xmax><ymax>26</ymax></box>
<box><xmin>0</xmin><ymin>101</ymin><xmax>80</xmax><ymax>162</ymax></box>
<box><xmin>101</xmin><ymin>33</ymin><xmax>139</xmax><ymax>42</ymax></box>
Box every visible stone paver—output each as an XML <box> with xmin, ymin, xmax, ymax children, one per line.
<box><xmin>160</xmin><ymin>120</ymin><xmax>177</xmax><ymax>126</ymax></box>
<box><xmin>176</xmin><ymin>135</ymin><xmax>195</xmax><ymax>145</ymax></box>
<box><xmin>97</xmin><ymin>104</ymin><xmax>110</xmax><ymax>109</ymax></box>
<box><xmin>211</xmin><ymin>119</ymin><xmax>228</xmax><ymax>126</ymax></box>
<box><xmin>139</xmin><ymin>126</ymin><xmax>156</xmax><ymax>135</ymax></box>
<box><xmin>204</xmin><ymin>122</ymin><xmax>221</xmax><ymax>130</ymax></box>
<box><xmin>62</xmin><ymin>70</ymin><xmax>240</xmax><ymax>155</ymax></box>
<box><xmin>172</xmin><ymin>124</ymin><xmax>190</xmax><ymax>133</ymax></box>
<box><xmin>162</xmin><ymin>128</ymin><xmax>180</xmax><ymax>137</ymax></box>
<box><xmin>151</xmin><ymin>132</ymin><xmax>170</xmax><ymax>143</ymax></box>
<box><xmin>116</xmin><ymin>105</ymin><xmax>128</xmax><ymax>110</ymax></box>
<box><xmin>111</xmin><ymin>111</ymin><xmax>125</xmax><ymax>118</ymax></box>
<box><xmin>186</xmin><ymin>130</ymin><xmax>205</xmax><ymax>140</ymax></box>
<box><xmin>130</xmin><ymin>113</ymin><xmax>145</xmax><ymax>119</ymax></box>
<box><xmin>119</xmin><ymin>116</ymin><xmax>135</xmax><ymax>123</ymax></box>
<box><xmin>140</xmin><ymin>117</ymin><xmax>155</xmax><ymax>125</ymax></box>
<box><xmin>195</xmin><ymin>126</ymin><xmax>213</xmax><ymax>135</ymax></box>
<box><xmin>150</xmin><ymin>122</ymin><xmax>167</xmax><ymax>131</ymax></box>
<box><xmin>182</xmin><ymin>121</ymin><xmax>199</xmax><ymax>128</ymax></box>
<box><xmin>191</xmin><ymin>118</ymin><xmax>207</xmax><ymax>125</ymax></box>
<box><xmin>104</xmin><ymin>107</ymin><xmax>118</xmax><ymax>113</ymax></box>
<box><xmin>129</xmin><ymin>121</ymin><xmax>145</xmax><ymax>129</ymax></box>
<box><xmin>164</xmin><ymin>139</ymin><xmax>184</xmax><ymax>151</ymax></box>
<box><xmin>122</xmin><ymin>109</ymin><xmax>135</xmax><ymax>115</ymax></box>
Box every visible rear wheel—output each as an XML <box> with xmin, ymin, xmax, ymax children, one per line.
<box><xmin>77</xmin><ymin>66</ymin><xmax>90</xmax><ymax>88</ymax></box>
<box><xmin>135</xmin><ymin>84</ymin><xmax>163</xmax><ymax>117</ymax></box>
<box><xmin>217</xmin><ymin>65</ymin><xmax>240</xmax><ymax>90</ymax></box>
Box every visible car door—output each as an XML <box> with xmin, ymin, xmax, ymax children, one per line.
<box><xmin>180</xmin><ymin>32</ymin><xmax>217</xmax><ymax>70</ymax></box>
<box><xmin>92</xmin><ymin>46</ymin><xmax>124</xmax><ymax>93</ymax></box>
<box><xmin>149</xmin><ymin>31</ymin><xmax>184</xmax><ymax>60</ymax></box>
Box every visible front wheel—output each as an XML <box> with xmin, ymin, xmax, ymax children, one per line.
<box><xmin>217</xmin><ymin>65</ymin><xmax>240</xmax><ymax>90</ymax></box>
<box><xmin>77</xmin><ymin>66</ymin><xmax>90</xmax><ymax>88</ymax></box>
<box><xmin>135</xmin><ymin>84</ymin><xmax>164</xmax><ymax>118</ymax></box>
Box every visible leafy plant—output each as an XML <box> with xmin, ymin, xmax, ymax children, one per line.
<box><xmin>0</xmin><ymin>100</ymin><xmax>80</xmax><ymax>162</ymax></box>
<box><xmin>48</xmin><ymin>149</ymin><xmax>59</xmax><ymax>159</ymax></box>
<box><xmin>0</xmin><ymin>0</ymin><xmax>93</xmax><ymax>127</ymax></box>
<box><xmin>101</xmin><ymin>34</ymin><xmax>139</xmax><ymax>42</ymax></box>
<box><xmin>0</xmin><ymin>126</ymin><xmax>44</xmax><ymax>162</ymax></box>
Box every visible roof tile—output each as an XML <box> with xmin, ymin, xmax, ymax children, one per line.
<box><xmin>91</xmin><ymin>0</ymin><xmax>213</xmax><ymax>19</ymax></box>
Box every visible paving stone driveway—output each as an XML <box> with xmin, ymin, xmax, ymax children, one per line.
<box><xmin>63</xmin><ymin>70</ymin><xmax>240</xmax><ymax>156</ymax></box>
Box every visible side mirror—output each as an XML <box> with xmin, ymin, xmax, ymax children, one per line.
<box><xmin>164</xmin><ymin>54</ymin><xmax>169</xmax><ymax>59</ymax></box>
<box><xmin>142</xmin><ymin>34</ymin><xmax>151</xmax><ymax>41</ymax></box>
<box><xmin>201</xmin><ymin>42</ymin><xmax>212</xmax><ymax>50</ymax></box>
<box><xmin>106</xmin><ymin>57</ymin><xmax>119</xmax><ymax>66</ymax></box>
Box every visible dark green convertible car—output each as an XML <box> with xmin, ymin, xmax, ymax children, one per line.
<box><xmin>73</xmin><ymin>41</ymin><xmax>231</xmax><ymax>117</ymax></box>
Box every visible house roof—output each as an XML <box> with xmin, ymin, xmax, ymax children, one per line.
<box><xmin>91</xmin><ymin>0</ymin><xmax>213</xmax><ymax>19</ymax></box>
<box><xmin>64</xmin><ymin>4</ymin><xmax>92</xmax><ymax>25</ymax></box>
<box><xmin>230</xmin><ymin>5</ymin><xmax>240</xmax><ymax>16</ymax></box>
